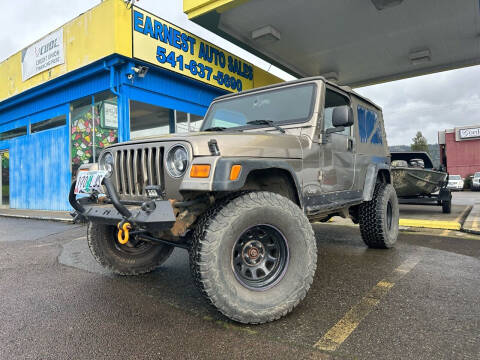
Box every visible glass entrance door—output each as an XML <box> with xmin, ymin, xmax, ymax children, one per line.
<box><xmin>0</xmin><ymin>151</ymin><xmax>9</xmax><ymax>207</ymax></box>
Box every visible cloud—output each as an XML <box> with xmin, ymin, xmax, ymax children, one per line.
<box><xmin>356</xmin><ymin>66</ymin><xmax>480</xmax><ymax>145</ymax></box>
<box><xmin>0</xmin><ymin>0</ymin><xmax>99</xmax><ymax>62</ymax></box>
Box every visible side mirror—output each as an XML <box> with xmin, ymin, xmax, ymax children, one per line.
<box><xmin>332</xmin><ymin>106</ymin><xmax>354</xmax><ymax>127</ymax></box>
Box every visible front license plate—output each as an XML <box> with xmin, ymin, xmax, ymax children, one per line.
<box><xmin>74</xmin><ymin>170</ymin><xmax>108</xmax><ymax>194</ymax></box>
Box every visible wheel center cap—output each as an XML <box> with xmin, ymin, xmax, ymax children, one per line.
<box><xmin>248</xmin><ymin>247</ymin><xmax>259</xmax><ymax>259</ymax></box>
<box><xmin>242</xmin><ymin>240</ymin><xmax>265</xmax><ymax>266</ymax></box>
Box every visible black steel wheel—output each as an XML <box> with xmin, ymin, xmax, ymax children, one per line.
<box><xmin>87</xmin><ymin>222</ymin><xmax>174</xmax><ymax>275</ymax></box>
<box><xmin>232</xmin><ymin>224</ymin><xmax>289</xmax><ymax>291</ymax></box>
<box><xmin>190</xmin><ymin>191</ymin><xmax>317</xmax><ymax>324</ymax></box>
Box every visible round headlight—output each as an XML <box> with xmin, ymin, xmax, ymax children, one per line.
<box><xmin>100</xmin><ymin>151</ymin><xmax>114</xmax><ymax>177</ymax></box>
<box><xmin>166</xmin><ymin>145</ymin><xmax>189</xmax><ymax>178</ymax></box>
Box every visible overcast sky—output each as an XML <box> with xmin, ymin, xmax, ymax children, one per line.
<box><xmin>1</xmin><ymin>0</ymin><xmax>478</xmax><ymax>146</ymax></box>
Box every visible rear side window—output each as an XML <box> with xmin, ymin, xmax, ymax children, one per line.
<box><xmin>357</xmin><ymin>105</ymin><xmax>382</xmax><ymax>145</ymax></box>
<box><xmin>0</xmin><ymin>126</ymin><xmax>27</xmax><ymax>140</ymax></box>
<box><xmin>31</xmin><ymin>115</ymin><xmax>66</xmax><ymax>133</ymax></box>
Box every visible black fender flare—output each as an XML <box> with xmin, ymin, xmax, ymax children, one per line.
<box><xmin>212</xmin><ymin>158</ymin><xmax>303</xmax><ymax>207</ymax></box>
<box><xmin>362</xmin><ymin>161</ymin><xmax>391</xmax><ymax>201</ymax></box>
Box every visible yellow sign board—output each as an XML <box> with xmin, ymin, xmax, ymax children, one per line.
<box><xmin>132</xmin><ymin>7</ymin><xmax>254</xmax><ymax>93</ymax></box>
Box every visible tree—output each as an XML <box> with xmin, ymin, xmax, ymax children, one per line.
<box><xmin>411</xmin><ymin>131</ymin><xmax>429</xmax><ymax>153</ymax></box>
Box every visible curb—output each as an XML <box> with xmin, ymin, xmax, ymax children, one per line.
<box><xmin>399</xmin><ymin>219</ymin><xmax>461</xmax><ymax>231</ymax></box>
<box><xmin>461</xmin><ymin>228</ymin><xmax>480</xmax><ymax>235</ymax></box>
<box><xmin>0</xmin><ymin>213</ymin><xmax>74</xmax><ymax>223</ymax></box>
<box><xmin>461</xmin><ymin>203</ymin><xmax>480</xmax><ymax>235</ymax></box>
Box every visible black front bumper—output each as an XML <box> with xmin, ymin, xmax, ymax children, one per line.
<box><xmin>68</xmin><ymin>178</ymin><xmax>176</xmax><ymax>230</ymax></box>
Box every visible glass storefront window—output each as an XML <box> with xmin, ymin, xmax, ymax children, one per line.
<box><xmin>0</xmin><ymin>126</ymin><xmax>27</xmax><ymax>140</ymax></box>
<box><xmin>71</xmin><ymin>91</ymin><xmax>118</xmax><ymax>176</ymax></box>
<box><xmin>130</xmin><ymin>101</ymin><xmax>171</xmax><ymax>139</ymax></box>
<box><xmin>129</xmin><ymin>100</ymin><xmax>205</xmax><ymax>138</ymax></box>
<box><xmin>31</xmin><ymin>115</ymin><xmax>66</xmax><ymax>133</ymax></box>
<box><xmin>189</xmin><ymin>114</ymin><xmax>204</xmax><ymax>132</ymax></box>
<box><xmin>175</xmin><ymin>110</ymin><xmax>189</xmax><ymax>133</ymax></box>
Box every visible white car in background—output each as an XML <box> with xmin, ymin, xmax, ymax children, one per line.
<box><xmin>472</xmin><ymin>172</ymin><xmax>480</xmax><ymax>190</ymax></box>
<box><xmin>447</xmin><ymin>175</ymin><xmax>464</xmax><ymax>191</ymax></box>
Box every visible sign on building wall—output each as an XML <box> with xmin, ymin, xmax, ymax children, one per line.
<box><xmin>458</xmin><ymin>127</ymin><xmax>480</xmax><ymax>140</ymax></box>
<box><xmin>21</xmin><ymin>29</ymin><xmax>65</xmax><ymax>81</ymax></box>
<box><xmin>132</xmin><ymin>7</ymin><xmax>254</xmax><ymax>93</ymax></box>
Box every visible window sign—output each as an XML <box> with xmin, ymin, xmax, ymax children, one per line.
<box><xmin>102</xmin><ymin>101</ymin><xmax>118</xmax><ymax>129</ymax></box>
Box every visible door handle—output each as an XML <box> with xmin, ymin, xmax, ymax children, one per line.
<box><xmin>348</xmin><ymin>138</ymin><xmax>354</xmax><ymax>151</ymax></box>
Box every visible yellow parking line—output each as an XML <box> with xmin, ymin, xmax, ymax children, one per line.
<box><xmin>399</xmin><ymin>219</ymin><xmax>461</xmax><ymax>230</ymax></box>
<box><xmin>314</xmin><ymin>256</ymin><xmax>422</xmax><ymax>352</ymax></box>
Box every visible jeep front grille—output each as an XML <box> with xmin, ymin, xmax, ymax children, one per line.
<box><xmin>112</xmin><ymin>146</ymin><xmax>165</xmax><ymax>197</ymax></box>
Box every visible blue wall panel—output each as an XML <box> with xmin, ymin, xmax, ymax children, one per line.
<box><xmin>0</xmin><ymin>104</ymin><xmax>71</xmax><ymax>211</ymax></box>
<box><xmin>8</xmin><ymin>124</ymin><xmax>71</xmax><ymax>210</ymax></box>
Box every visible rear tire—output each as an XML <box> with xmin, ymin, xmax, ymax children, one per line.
<box><xmin>87</xmin><ymin>222</ymin><xmax>174</xmax><ymax>275</ymax></box>
<box><xmin>359</xmin><ymin>183</ymin><xmax>399</xmax><ymax>249</ymax></box>
<box><xmin>190</xmin><ymin>192</ymin><xmax>317</xmax><ymax>324</ymax></box>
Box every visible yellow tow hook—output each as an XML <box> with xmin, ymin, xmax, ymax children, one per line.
<box><xmin>117</xmin><ymin>221</ymin><xmax>132</xmax><ymax>245</ymax></box>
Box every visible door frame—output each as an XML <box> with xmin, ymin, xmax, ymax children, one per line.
<box><xmin>0</xmin><ymin>149</ymin><xmax>9</xmax><ymax>208</ymax></box>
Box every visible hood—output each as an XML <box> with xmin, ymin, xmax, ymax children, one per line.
<box><xmin>109</xmin><ymin>131</ymin><xmax>303</xmax><ymax>158</ymax></box>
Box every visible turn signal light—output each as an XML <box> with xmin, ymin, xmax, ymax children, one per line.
<box><xmin>190</xmin><ymin>164</ymin><xmax>211</xmax><ymax>178</ymax></box>
<box><xmin>229</xmin><ymin>165</ymin><xmax>242</xmax><ymax>181</ymax></box>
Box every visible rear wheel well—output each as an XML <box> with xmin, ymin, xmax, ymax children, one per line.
<box><xmin>239</xmin><ymin>168</ymin><xmax>301</xmax><ymax>206</ymax></box>
<box><xmin>377</xmin><ymin>169</ymin><xmax>391</xmax><ymax>184</ymax></box>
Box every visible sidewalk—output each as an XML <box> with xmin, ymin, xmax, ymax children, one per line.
<box><xmin>0</xmin><ymin>208</ymin><xmax>73</xmax><ymax>223</ymax></box>
<box><xmin>462</xmin><ymin>202</ymin><xmax>480</xmax><ymax>235</ymax></box>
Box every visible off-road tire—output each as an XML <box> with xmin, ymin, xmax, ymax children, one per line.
<box><xmin>442</xmin><ymin>199</ymin><xmax>452</xmax><ymax>214</ymax></box>
<box><xmin>189</xmin><ymin>191</ymin><xmax>317</xmax><ymax>324</ymax></box>
<box><xmin>358</xmin><ymin>183</ymin><xmax>399</xmax><ymax>249</ymax></box>
<box><xmin>87</xmin><ymin>222</ymin><xmax>174</xmax><ymax>275</ymax></box>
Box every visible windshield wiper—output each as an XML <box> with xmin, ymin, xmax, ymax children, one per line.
<box><xmin>246</xmin><ymin>120</ymin><xmax>285</xmax><ymax>134</ymax></box>
<box><xmin>204</xmin><ymin>126</ymin><xmax>227</xmax><ymax>132</ymax></box>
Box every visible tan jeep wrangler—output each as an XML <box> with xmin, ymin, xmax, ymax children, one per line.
<box><xmin>70</xmin><ymin>77</ymin><xmax>399</xmax><ymax>324</ymax></box>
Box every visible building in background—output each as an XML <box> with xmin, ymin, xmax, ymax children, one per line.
<box><xmin>438</xmin><ymin>125</ymin><xmax>480</xmax><ymax>177</ymax></box>
<box><xmin>0</xmin><ymin>0</ymin><xmax>281</xmax><ymax>211</ymax></box>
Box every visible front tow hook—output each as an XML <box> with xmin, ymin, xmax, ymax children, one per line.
<box><xmin>117</xmin><ymin>220</ymin><xmax>132</xmax><ymax>245</ymax></box>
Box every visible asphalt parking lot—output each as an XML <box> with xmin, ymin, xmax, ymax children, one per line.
<box><xmin>1</xmin><ymin>216</ymin><xmax>479</xmax><ymax>360</ymax></box>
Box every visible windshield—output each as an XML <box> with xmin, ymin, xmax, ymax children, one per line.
<box><xmin>474</xmin><ymin>172</ymin><xmax>480</xmax><ymax>178</ymax></box>
<box><xmin>201</xmin><ymin>84</ymin><xmax>316</xmax><ymax>130</ymax></box>
<box><xmin>450</xmin><ymin>175</ymin><xmax>461</xmax><ymax>180</ymax></box>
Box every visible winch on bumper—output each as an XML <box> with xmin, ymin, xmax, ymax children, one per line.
<box><xmin>69</xmin><ymin>176</ymin><xmax>176</xmax><ymax>231</ymax></box>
